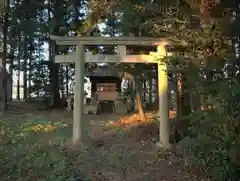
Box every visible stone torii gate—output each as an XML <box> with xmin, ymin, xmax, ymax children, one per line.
<box><xmin>50</xmin><ymin>35</ymin><xmax>172</xmax><ymax>149</ymax></box>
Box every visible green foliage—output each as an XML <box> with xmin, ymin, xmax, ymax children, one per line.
<box><xmin>161</xmin><ymin>7</ymin><xmax>239</xmax><ymax>181</ymax></box>
<box><xmin>0</xmin><ymin>119</ymin><xmax>84</xmax><ymax>181</ymax></box>
<box><xmin>177</xmin><ymin>103</ymin><xmax>240</xmax><ymax>181</ymax></box>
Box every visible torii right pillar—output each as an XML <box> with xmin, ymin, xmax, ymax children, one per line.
<box><xmin>156</xmin><ymin>43</ymin><xmax>172</xmax><ymax>150</ymax></box>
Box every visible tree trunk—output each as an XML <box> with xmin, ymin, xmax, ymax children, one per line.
<box><xmin>17</xmin><ymin>74</ymin><xmax>20</xmax><ymax>100</ymax></box>
<box><xmin>149</xmin><ymin>77</ymin><xmax>152</xmax><ymax>104</ymax></box>
<box><xmin>8</xmin><ymin>55</ymin><xmax>13</xmax><ymax>102</ymax></box>
<box><xmin>49</xmin><ymin>0</ymin><xmax>64</xmax><ymax>109</ymax></box>
<box><xmin>49</xmin><ymin>43</ymin><xmax>63</xmax><ymax>108</ymax></box>
<box><xmin>177</xmin><ymin>73</ymin><xmax>183</xmax><ymax>119</ymax></box>
<box><xmin>28</xmin><ymin>47</ymin><xmax>32</xmax><ymax>98</ymax></box>
<box><xmin>143</xmin><ymin>77</ymin><xmax>146</xmax><ymax>102</ymax></box>
<box><xmin>0</xmin><ymin>66</ymin><xmax>5</xmax><ymax>116</ymax></box>
<box><xmin>2</xmin><ymin>0</ymin><xmax>9</xmax><ymax>109</ymax></box>
<box><xmin>182</xmin><ymin>76</ymin><xmax>191</xmax><ymax>116</ymax></box>
<box><xmin>66</xmin><ymin>64</ymin><xmax>69</xmax><ymax>96</ymax></box>
<box><xmin>60</xmin><ymin>64</ymin><xmax>64</xmax><ymax>97</ymax></box>
<box><xmin>17</xmin><ymin>43</ymin><xmax>21</xmax><ymax>100</ymax></box>
<box><xmin>23</xmin><ymin>38</ymin><xmax>28</xmax><ymax>100</ymax></box>
<box><xmin>135</xmin><ymin>76</ymin><xmax>146</xmax><ymax>121</ymax></box>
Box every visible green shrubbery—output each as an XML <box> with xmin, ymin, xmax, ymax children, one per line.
<box><xmin>176</xmin><ymin>80</ymin><xmax>240</xmax><ymax>181</ymax></box>
<box><xmin>0</xmin><ymin>120</ymin><xmax>84</xmax><ymax>181</ymax></box>
<box><xmin>145</xmin><ymin>5</ymin><xmax>240</xmax><ymax>180</ymax></box>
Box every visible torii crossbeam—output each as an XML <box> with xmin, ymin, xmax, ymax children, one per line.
<box><xmin>50</xmin><ymin>35</ymin><xmax>172</xmax><ymax>149</ymax></box>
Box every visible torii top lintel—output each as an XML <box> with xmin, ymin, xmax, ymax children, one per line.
<box><xmin>50</xmin><ymin>35</ymin><xmax>172</xmax><ymax>46</ymax></box>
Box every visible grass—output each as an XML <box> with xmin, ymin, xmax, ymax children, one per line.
<box><xmin>0</xmin><ymin>111</ymin><xmax>76</xmax><ymax>181</ymax></box>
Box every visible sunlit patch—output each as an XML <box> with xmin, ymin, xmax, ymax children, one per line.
<box><xmin>106</xmin><ymin>112</ymin><xmax>156</xmax><ymax>127</ymax></box>
<box><xmin>200</xmin><ymin>105</ymin><xmax>215</xmax><ymax>110</ymax></box>
<box><xmin>169</xmin><ymin>109</ymin><xmax>176</xmax><ymax>119</ymax></box>
<box><xmin>107</xmin><ymin>110</ymin><xmax>177</xmax><ymax>128</ymax></box>
<box><xmin>28</xmin><ymin>122</ymin><xmax>68</xmax><ymax>132</ymax></box>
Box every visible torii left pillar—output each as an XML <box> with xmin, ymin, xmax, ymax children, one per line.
<box><xmin>73</xmin><ymin>44</ymin><xmax>85</xmax><ymax>145</ymax></box>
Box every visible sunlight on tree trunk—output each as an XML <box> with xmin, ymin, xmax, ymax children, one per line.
<box><xmin>135</xmin><ymin>76</ymin><xmax>147</xmax><ymax>121</ymax></box>
<box><xmin>177</xmin><ymin>73</ymin><xmax>183</xmax><ymax>119</ymax></box>
<box><xmin>121</xmin><ymin>71</ymin><xmax>147</xmax><ymax>120</ymax></box>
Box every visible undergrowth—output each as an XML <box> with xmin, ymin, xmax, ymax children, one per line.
<box><xmin>175</xmin><ymin>81</ymin><xmax>240</xmax><ymax>181</ymax></box>
<box><xmin>0</xmin><ymin>119</ymin><xmax>85</xmax><ymax>181</ymax></box>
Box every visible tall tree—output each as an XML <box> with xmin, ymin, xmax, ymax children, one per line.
<box><xmin>0</xmin><ymin>0</ymin><xmax>10</xmax><ymax>112</ymax></box>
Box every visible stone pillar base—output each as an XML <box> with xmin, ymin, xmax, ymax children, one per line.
<box><xmin>156</xmin><ymin>141</ymin><xmax>172</xmax><ymax>150</ymax></box>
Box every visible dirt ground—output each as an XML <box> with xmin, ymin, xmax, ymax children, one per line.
<box><xmin>2</xmin><ymin>102</ymin><xmax>207</xmax><ymax>181</ymax></box>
